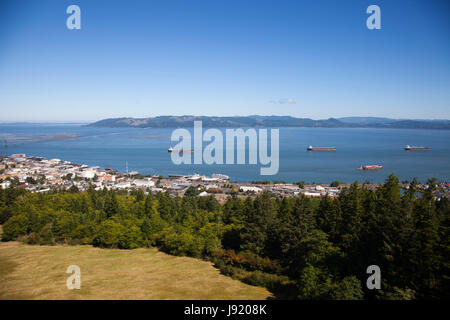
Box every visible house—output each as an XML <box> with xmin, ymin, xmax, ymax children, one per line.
<box><xmin>99</xmin><ymin>174</ymin><xmax>116</xmax><ymax>183</ymax></box>
<box><xmin>303</xmin><ymin>192</ymin><xmax>322</xmax><ymax>198</ymax></box>
<box><xmin>48</xmin><ymin>159</ymin><xmax>62</xmax><ymax>164</ymax></box>
<box><xmin>132</xmin><ymin>179</ymin><xmax>155</xmax><ymax>188</ymax></box>
<box><xmin>0</xmin><ymin>181</ymin><xmax>11</xmax><ymax>189</ymax></box>
<box><xmin>79</xmin><ymin>170</ymin><xmax>96</xmax><ymax>179</ymax></box>
<box><xmin>10</xmin><ymin>153</ymin><xmax>26</xmax><ymax>158</ymax></box>
<box><xmin>114</xmin><ymin>182</ymin><xmax>131</xmax><ymax>190</ymax></box>
<box><xmin>240</xmin><ymin>186</ymin><xmax>262</xmax><ymax>193</ymax></box>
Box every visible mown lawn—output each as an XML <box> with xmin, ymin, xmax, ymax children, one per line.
<box><xmin>0</xmin><ymin>240</ymin><xmax>271</xmax><ymax>300</ymax></box>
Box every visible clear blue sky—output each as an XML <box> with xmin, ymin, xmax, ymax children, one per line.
<box><xmin>0</xmin><ymin>0</ymin><xmax>449</xmax><ymax>121</ymax></box>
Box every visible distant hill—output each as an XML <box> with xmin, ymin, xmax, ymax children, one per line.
<box><xmin>337</xmin><ymin>117</ymin><xmax>399</xmax><ymax>125</ymax></box>
<box><xmin>87</xmin><ymin>116</ymin><xmax>450</xmax><ymax>130</ymax></box>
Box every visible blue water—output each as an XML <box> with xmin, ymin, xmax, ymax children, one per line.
<box><xmin>1</xmin><ymin>125</ymin><xmax>449</xmax><ymax>184</ymax></box>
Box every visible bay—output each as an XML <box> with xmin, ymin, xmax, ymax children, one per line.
<box><xmin>1</xmin><ymin>125</ymin><xmax>449</xmax><ymax>184</ymax></box>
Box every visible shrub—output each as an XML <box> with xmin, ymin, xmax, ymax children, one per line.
<box><xmin>0</xmin><ymin>206</ymin><xmax>13</xmax><ymax>224</ymax></box>
<box><xmin>2</xmin><ymin>214</ymin><xmax>28</xmax><ymax>241</ymax></box>
<box><xmin>22</xmin><ymin>232</ymin><xmax>41</xmax><ymax>244</ymax></box>
<box><xmin>330</xmin><ymin>276</ymin><xmax>364</xmax><ymax>300</ymax></box>
<box><xmin>213</xmin><ymin>262</ymin><xmax>293</xmax><ymax>291</ymax></box>
<box><xmin>39</xmin><ymin>223</ymin><xmax>55</xmax><ymax>245</ymax></box>
<box><xmin>330</xmin><ymin>181</ymin><xmax>341</xmax><ymax>187</ymax></box>
<box><xmin>159</xmin><ymin>228</ymin><xmax>204</xmax><ymax>257</ymax></box>
<box><xmin>93</xmin><ymin>220</ymin><xmax>124</xmax><ymax>248</ymax></box>
<box><xmin>118</xmin><ymin>224</ymin><xmax>143</xmax><ymax>249</ymax></box>
<box><xmin>211</xmin><ymin>249</ymin><xmax>282</xmax><ymax>274</ymax></box>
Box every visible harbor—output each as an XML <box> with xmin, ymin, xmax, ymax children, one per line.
<box><xmin>1</xmin><ymin>153</ymin><xmax>449</xmax><ymax>201</ymax></box>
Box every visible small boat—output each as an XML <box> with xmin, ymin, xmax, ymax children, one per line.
<box><xmin>358</xmin><ymin>165</ymin><xmax>383</xmax><ymax>171</ymax></box>
<box><xmin>404</xmin><ymin>145</ymin><xmax>429</xmax><ymax>151</ymax></box>
<box><xmin>307</xmin><ymin>145</ymin><xmax>336</xmax><ymax>151</ymax></box>
<box><xmin>168</xmin><ymin>146</ymin><xmax>173</xmax><ymax>152</ymax></box>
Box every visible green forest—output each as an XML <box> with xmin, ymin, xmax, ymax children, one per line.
<box><xmin>0</xmin><ymin>174</ymin><xmax>448</xmax><ymax>299</ymax></box>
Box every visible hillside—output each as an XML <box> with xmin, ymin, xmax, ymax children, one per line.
<box><xmin>0</xmin><ymin>241</ymin><xmax>271</xmax><ymax>300</ymax></box>
<box><xmin>87</xmin><ymin>116</ymin><xmax>450</xmax><ymax>129</ymax></box>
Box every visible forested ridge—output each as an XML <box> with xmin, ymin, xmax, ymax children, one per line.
<box><xmin>87</xmin><ymin>115</ymin><xmax>450</xmax><ymax>130</ymax></box>
<box><xmin>0</xmin><ymin>174</ymin><xmax>448</xmax><ymax>299</ymax></box>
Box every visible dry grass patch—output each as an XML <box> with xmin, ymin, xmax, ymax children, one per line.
<box><xmin>0</xmin><ymin>241</ymin><xmax>271</xmax><ymax>300</ymax></box>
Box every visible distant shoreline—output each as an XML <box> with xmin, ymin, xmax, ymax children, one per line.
<box><xmin>86</xmin><ymin>115</ymin><xmax>450</xmax><ymax>130</ymax></box>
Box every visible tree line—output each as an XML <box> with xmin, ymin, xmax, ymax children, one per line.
<box><xmin>0</xmin><ymin>174</ymin><xmax>448</xmax><ymax>299</ymax></box>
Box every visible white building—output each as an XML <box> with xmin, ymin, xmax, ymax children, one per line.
<box><xmin>0</xmin><ymin>181</ymin><xmax>11</xmax><ymax>189</ymax></box>
<box><xmin>48</xmin><ymin>159</ymin><xmax>62</xmax><ymax>164</ymax></box>
<box><xmin>211</xmin><ymin>173</ymin><xmax>230</xmax><ymax>181</ymax></box>
<box><xmin>201</xmin><ymin>177</ymin><xmax>218</xmax><ymax>182</ymax></box>
<box><xmin>188</xmin><ymin>173</ymin><xmax>202</xmax><ymax>181</ymax></box>
<box><xmin>80</xmin><ymin>170</ymin><xmax>96</xmax><ymax>179</ymax></box>
<box><xmin>304</xmin><ymin>192</ymin><xmax>322</xmax><ymax>198</ymax></box>
<box><xmin>240</xmin><ymin>186</ymin><xmax>262</xmax><ymax>193</ymax></box>
<box><xmin>132</xmin><ymin>179</ymin><xmax>155</xmax><ymax>188</ymax></box>
<box><xmin>114</xmin><ymin>182</ymin><xmax>132</xmax><ymax>189</ymax></box>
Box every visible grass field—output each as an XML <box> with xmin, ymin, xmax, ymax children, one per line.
<box><xmin>0</xmin><ymin>239</ymin><xmax>271</xmax><ymax>300</ymax></box>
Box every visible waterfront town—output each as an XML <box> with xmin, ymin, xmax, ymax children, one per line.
<box><xmin>0</xmin><ymin>154</ymin><xmax>449</xmax><ymax>201</ymax></box>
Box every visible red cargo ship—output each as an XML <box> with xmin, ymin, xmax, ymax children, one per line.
<box><xmin>307</xmin><ymin>145</ymin><xmax>336</xmax><ymax>151</ymax></box>
<box><xmin>168</xmin><ymin>146</ymin><xmax>193</xmax><ymax>153</ymax></box>
<box><xmin>358</xmin><ymin>165</ymin><xmax>383</xmax><ymax>171</ymax></box>
<box><xmin>404</xmin><ymin>145</ymin><xmax>429</xmax><ymax>151</ymax></box>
